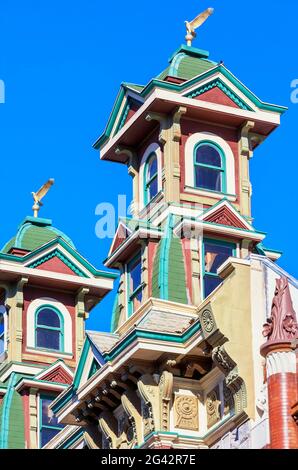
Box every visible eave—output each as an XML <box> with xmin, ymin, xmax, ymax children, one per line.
<box><xmin>98</xmin><ymin>87</ymin><xmax>282</xmax><ymax>163</ymax></box>
<box><xmin>0</xmin><ymin>260</ymin><xmax>115</xmax><ymax>298</ymax></box>
<box><xmin>104</xmin><ymin>227</ymin><xmax>163</xmax><ymax>268</ymax></box>
<box><xmin>174</xmin><ymin>219</ymin><xmax>266</xmax><ymax>243</ymax></box>
<box><xmin>15</xmin><ymin>378</ymin><xmax>69</xmax><ymax>393</ymax></box>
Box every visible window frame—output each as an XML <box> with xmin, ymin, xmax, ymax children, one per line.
<box><xmin>0</xmin><ymin>308</ymin><xmax>6</xmax><ymax>358</ymax></box>
<box><xmin>144</xmin><ymin>152</ymin><xmax>159</xmax><ymax>206</ymax></box>
<box><xmin>126</xmin><ymin>252</ymin><xmax>144</xmax><ymax>317</ymax></box>
<box><xmin>194</xmin><ymin>141</ymin><xmax>226</xmax><ymax>193</ymax></box>
<box><xmin>202</xmin><ymin>238</ymin><xmax>236</xmax><ymax>299</ymax></box>
<box><xmin>39</xmin><ymin>393</ymin><xmax>63</xmax><ymax>448</ymax></box>
<box><xmin>35</xmin><ymin>305</ymin><xmax>64</xmax><ymax>353</ymax></box>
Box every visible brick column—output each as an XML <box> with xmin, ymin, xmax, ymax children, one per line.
<box><xmin>265</xmin><ymin>350</ymin><xmax>298</xmax><ymax>448</ymax></box>
<box><xmin>260</xmin><ymin>276</ymin><xmax>298</xmax><ymax>449</ymax></box>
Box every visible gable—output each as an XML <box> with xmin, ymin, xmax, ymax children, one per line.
<box><xmin>27</xmin><ymin>249</ymin><xmax>88</xmax><ymax>277</ymax></box>
<box><xmin>41</xmin><ymin>365</ymin><xmax>73</xmax><ymax>385</ymax></box>
<box><xmin>36</xmin><ymin>361</ymin><xmax>74</xmax><ymax>385</ymax></box>
<box><xmin>204</xmin><ymin>204</ymin><xmax>250</xmax><ymax>230</ymax></box>
<box><xmin>185</xmin><ymin>78</ymin><xmax>253</xmax><ymax>111</ymax></box>
<box><xmin>108</xmin><ymin>222</ymin><xmax>132</xmax><ymax>257</ymax></box>
<box><xmin>116</xmin><ymin>97</ymin><xmax>142</xmax><ymax>133</ymax></box>
<box><xmin>194</xmin><ymin>86</ymin><xmax>240</xmax><ymax>108</ymax></box>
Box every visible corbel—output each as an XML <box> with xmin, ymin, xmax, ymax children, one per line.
<box><xmin>115</xmin><ymin>145</ymin><xmax>138</xmax><ymax>176</ymax></box>
<box><xmin>240</xmin><ymin>121</ymin><xmax>254</xmax><ymax>158</ymax></box>
<box><xmin>145</xmin><ymin>112</ymin><xmax>168</xmax><ymax>145</ymax></box>
<box><xmin>172</xmin><ymin>106</ymin><xmax>187</xmax><ymax>142</ymax></box>
<box><xmin>15</xmin><ymin>277</ymin><xmax>28</xmax><ymax>308</ymax></box>
<box><xmin>75</xmin><ymin>287</ymin><xmax>89</xmax><ymax>320</ymax></box>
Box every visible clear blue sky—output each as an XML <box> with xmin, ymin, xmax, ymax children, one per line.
<box><xmin>0</xmin><ymin>1</ymin><xmax>297</xmax><ymax>332</ymax></box>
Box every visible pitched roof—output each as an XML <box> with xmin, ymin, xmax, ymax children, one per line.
<box><xmin>86</xmin><ymin>331</ymin><xmax>119</xmax><ymax>354</ymax></box>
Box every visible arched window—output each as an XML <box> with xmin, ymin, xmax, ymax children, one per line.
<box><xmin>194</xmin><ymin>142</ymin><xmax>226</xmax><ymax>193</ymax></box>
<box><xmin>144</xmin><ymin>153</ymin><xmax>158</xmax><ymax>205</ymax></box>
<box><xmin>35</xmin><ymin>306</ymin><xmax>63</xmax><ymax>351</ymax></box>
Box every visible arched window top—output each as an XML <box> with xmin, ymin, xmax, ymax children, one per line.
<box><xmin>195</xmin><ymin>143</ymin><xmax>222</xmax><ymax>167</ymax></box>
<box><xmin>194</xmin><ymin>141</ymin><xmax>226</xmax><ymax>193</ymax></box>
<box><xmin>144</xmin><ymin>152</ymin><xmax>158</xmax><ymax>205</ymax></box>
<box><xmin>35</xmin><ymin>306</ymin><xmax>63</xmax><ymax>352</ymax></box>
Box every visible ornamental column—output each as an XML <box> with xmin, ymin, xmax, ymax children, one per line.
<box><xmin>260</xmin><ymin>276</ymin><xmax>298</xmax><ymax>449</ymax></box>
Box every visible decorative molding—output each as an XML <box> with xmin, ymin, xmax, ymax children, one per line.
<box><xmin>212</xmin><ymin>346</ymin><xmax>236</xmax><ymax>375</ymax></box>
<box><xmin>121</xmin><ymin>391</ymin><xmax>142</xmax><ymax>446</ymax></box>
<box><xmin>266</xmin><ymin>351</ymin><xmax>297</xmax><ymax>377</ymax></box>
<box><xmin>28</xmin><ymin>249</ymin><xmax>86</xmax><ymax>277</ymax></box>
<box><xmin>174</xmin><ymin>395</ymin><xmax>198</xmax><ymax>431</ymax></box>
<box><xmin>159</xmin><ymin>371</ymin><xmax>173</xmax><ymax>431</ymax></box>
<box><xmin>186</xmin><ymin>78</ymin><xmax>252</xmax><ymax>111</ymax></box>
<box><xmin>206</xmin><ymin>388</ymin><xmax>221</xmax><ymax>429</ymax></box>
<box><xmin>137</xmin><ymin>374</ymin><xmax>159</xmax><ymax>436</ymax></box>
<box><xmin>262</xmin><ymin>276</ymin><xmax>298</xmax><ymax>349</ymax></box>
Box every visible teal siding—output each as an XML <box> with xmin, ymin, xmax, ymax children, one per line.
<box><xmin>168</xmin><ymin>236</ymin><xmax>188</xmax><ymax>304</ymax></box>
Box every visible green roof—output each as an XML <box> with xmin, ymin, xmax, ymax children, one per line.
<box><xmin>2</xmin><ymin>216</ymin><xmax>75</xmax><ymax>254</ymax></box>
<box><xmin>157</xmin><ymin>44</ymin><xmax>217</xmax><ymax>81</ymax></box>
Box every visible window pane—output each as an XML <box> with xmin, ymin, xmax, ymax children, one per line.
<box><xmin>196</xmin><ymin>145</ymin><xmax>221</xmax><ymax>167</ymax></box>
<box><xmin>132</xmin><ymin>289</ymin><xmax>143</xmax><ymax>312</ymax></box>
<box><xmin>36</xmin><ymin>328</ymin><xmax>60</xmax><ymax>350</ymax></box>
<box><xmin>41</xmin><ymin>397</ymin><xmax>61</xmax><ymax>426</ymax></box>
<box><xmin>0</xmin><ymin>338</ymin><xmax>4</xmax><ymax>355</ymax></box>
<box><xmin>37</xmin><ymin>308</ymin><xmax>60</xmax><ymax>328</ymax></box>
<box><xmin>204</xmin><ymin>242</ymin><xmax>234</xmax><ymax>274</ymax></box>
<box><xmin>0</xmin><ymin>314</ymin><xmax>4</xmax><ymax>336</ymax></box>
<box><xmin>195</xmin><ymin>166</ymin><xmax>221</xmax><ymax>192</ymax></box>
<box><xmin>129</xmin><ymin>258</ymin><xmax>142</xmax><ymax>293</ymax></box>
<box><xmin>204</xmin><ymin>275</ymin><xmax>223</xmax><ymax>298</ymax></box>
<box><xmin>40</xmin><ymin>427</ymin><xmax>61</xmax><ymax>448</ymax></box>
<box><xmin>148</xmin><ymin>155</ymin><xmax>157</xmax><ymax>179</ymax></box>
<box><xmin>148</xmin><ymin>176</ymin><xmax>158</xmax><ymax>201</ymax></box>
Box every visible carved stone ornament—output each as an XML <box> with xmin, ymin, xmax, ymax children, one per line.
<box><xmin>206</xmin><ymin>388</ymin><xmax>221</xmax><ymax>429</ymax></box>
<box><xmin>174</xmin><ymin>395</ymin><xmax>198</xmax><ymax>431</ymax></box>
<box><xmin>137</xmin><ymin>374</ymin><xmax>160</xmax><ymax>435</ymax></box>
<box><xmin>159</xmin><ymin>371</ymin><xmax>173</xmax><ymax>431</ymax></box>
<box><xmin>262</xmin><ymin>276</ymin><xmax>298</xmax><ymax>345</ymax></box>
<box><xmin>201</xmin><ymin>308</ymin><xmax>215</xmax><ymax>334</ymax></box>
<box><xmin>212</xmin><ymin>345</ymin><xmax>236</xmax><ymax>374</ymax></box>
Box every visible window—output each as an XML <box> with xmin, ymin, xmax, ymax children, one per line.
<box><xmin>39</xmin><ymin>394</ymin><xmax>63</xmax><ymax>447</ymax></box>
<box><xmin>194</xmin><ymin>142</ymin><xmax>226</xmax><ymax>192</ymax></box>
<box><xmin>144</xmin><ymin>153</ymin><xmax>158</xmax><ymax>204</ymax></box>
<box><xmin>35</xmin><ymin>306</ymin><xmax>63</xmax><ymax>351</ymax></box>
<box><xmin>0</xmin><ymin>310</ymin><xmax>5</xmax><ymax>356</ymax></box>
<box><xmin>203</xmin><ymin>240</ymin><xmax>235</xmax><ymax>298</ymax></box>
<box><xmin>127</xmin><ymin>254</ymin><xmax>143</xmax><ymax>316</ymax></box>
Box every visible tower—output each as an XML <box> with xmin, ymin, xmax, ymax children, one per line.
<box><xmin>0</xmin><ymin>202</ymin><xmax>116</xmax><ymax>448</ymax></box>
<box><xmin>48</xmin><ymin>12</ymin><xmax>297</xmax><ymax>449</ymax></box>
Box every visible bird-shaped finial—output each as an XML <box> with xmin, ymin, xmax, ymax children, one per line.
<box><xmin>31</xmin><ymin>178</ymin><xmax>54</xmax><ymax>218</ymax></box>
<box><xmin>185</xmin><ymin>8</ymin><xmax>214</xmax><ymax>47</ymax></box>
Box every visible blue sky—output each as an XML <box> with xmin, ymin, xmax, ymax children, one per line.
<box><xmin>0</xmin><ymin>1</ymin><xmax>297</xmax><ymax>331</ymax></box>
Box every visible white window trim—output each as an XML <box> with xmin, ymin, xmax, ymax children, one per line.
<box><xmin>139</xmin><ymin>142</ymin><xmax>162</xmax><ymax>210</ymax></box>
<box><xmin>26</xmin><ymin>297</ymin><xmax>73</xmax><ymax>354</ymax></box>
<box><xmin>184</xmin><ymin>132</ymin><xmax>236</xmax><ymax>196</ymax></box>
<box><xmin>0</xmin><ymin>307</ymin><xmax>7</xmax><ymax>359</ymax></box>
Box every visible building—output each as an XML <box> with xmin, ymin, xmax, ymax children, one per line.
<box><xmin>0</xmin><ymin>215</ymin><xmax>116</xmax><ymax>448</ymax></box>
<box><xmin>1</xmin><ymin>11</ymin><xmax>298</xmax><ymax>450</ymax></box>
